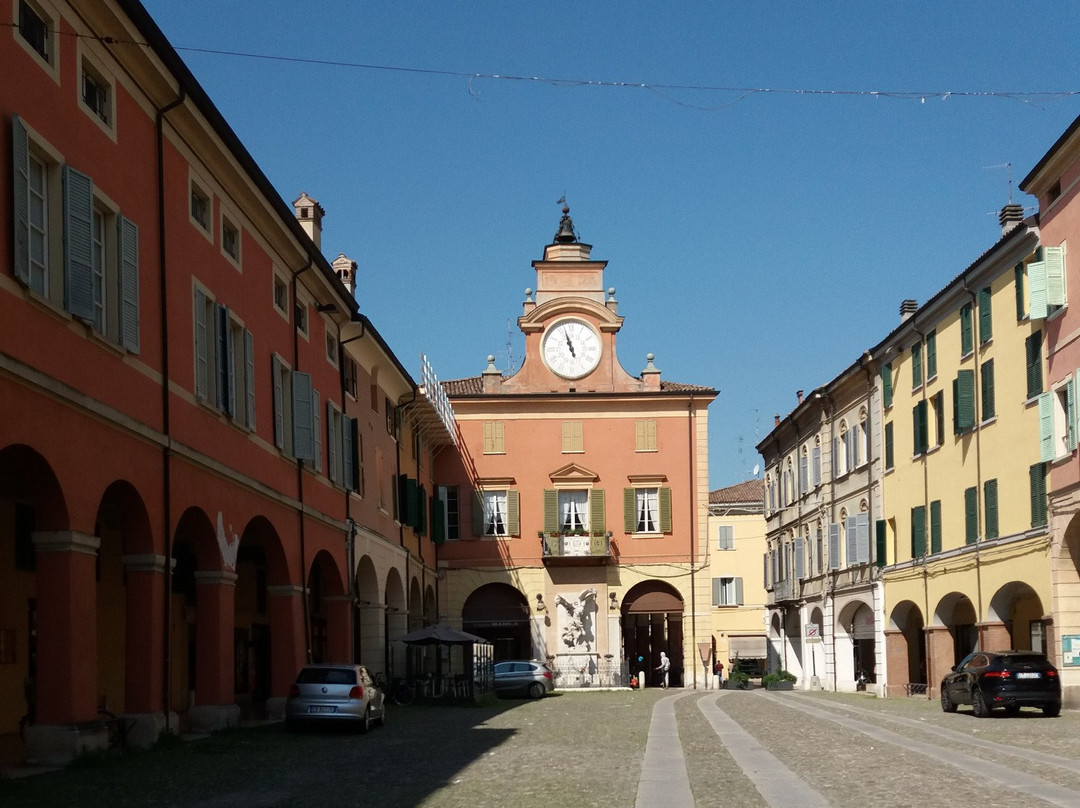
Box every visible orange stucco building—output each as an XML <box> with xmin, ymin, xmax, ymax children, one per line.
<box><xmin>1</xmin><ymin>0</ymin><xmax>447</xmax><ymax>765</ymax></box>
<box><xmin>433</xmin><ymin>209</ymin><xmax>716</xmax><ymax>689</ymax></box>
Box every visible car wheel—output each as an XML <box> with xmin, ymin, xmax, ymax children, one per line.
<box><xmin>528</xmin><ymin>682</ymin><xmax>546</xmax><ymax>699</ymax></box>
<box><xmin>376</xmin><ymin>703</ymin><xmax>386</xmax><ymax>727</ymax></box>
<box><xmin>1043</xmin><ymin>702</ymin><xmax>1061</xmax><ymax>718</ymax></box>
<box><xmin>940</xmin><ymin>689</ymin><xmax>957</xmax><ymax>713</ymax></box>
<box><xmin>360</xmin><ymin>704</ymin><xmax>372</xmax><ymax>733</ymax></box>
<box><xmin>972</xmin><ymin>687</ymin><xmax>990</xmax><ymax>718</ymax></box>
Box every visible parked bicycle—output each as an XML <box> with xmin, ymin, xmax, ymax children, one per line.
<box><xmin>373</xmin><ymin>672</ymin><xmax>416</xmax><ymax>706</ymax></box>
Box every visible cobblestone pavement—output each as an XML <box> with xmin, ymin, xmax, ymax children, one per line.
<box><xmin>1</xmin><ymin>689</ymin><xmax>1078</xmax><ymax>807</ymax></box>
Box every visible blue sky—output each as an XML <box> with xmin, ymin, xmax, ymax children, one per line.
<box><xmin>141</xmin><ymin>1</ymin><xmax>1080</xmax><ymax>488</ymax></box>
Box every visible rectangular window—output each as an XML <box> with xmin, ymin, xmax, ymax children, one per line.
<box><xmin>344</xmin><ymin>357</ymin><xmax>358</xmax><ymax>399</ymax></box>
<box><xmin>273</xmin><ymin>273</ymin><xmax>289</xmax><ymax>315</ymax></box>
<box><xmin>635</xmin><ymin>488</ymin><xmax>659</xmax><ymax>533</ymax></box>
<box><xmin>194</xmin><ymin>288</ymin><xmax>216</xmax><ymax>404</ymax></box>
<box><xmin>711</xmin><ymin>577</ymin><xmax>743</xmax><ymax>607</ymax></box>
<box><xmin>884</xmin><ymin>422</ymin><xmax>894</xmax><ymax>470</ymax></box>
<box><xmin>90</xmin><ymin>206</ymin><xmax>107</xmax><ymax>333</ymax></box>
<box><xmin>327</xmin><ymin>402</ymin><xmax>343</xmax><ymax>483</ymax></box>
<box><xmin>27</xmin><ymin>150</ymin><xmax>49</xmax><ymax>296</ymax></box>
<box><xmin>926</xmin><ymin>330</ymin><xmax>937</xmax><ymax>378</ymax></box>
<box><xmin>385</xmin><ymin>398</ymin><xmax>397</xmax><ymax>438</ymax></box>
<box><xmin>18</xmin><ymin>1</ymin><xmax>49</xmax><ymax>60</ymax></box>
<box><xmin>81</xmin><ymin>62</ymin><xmax>109</xmax><ymax>124</ymax></box>
<box><xmin>984</xmin><ymin>479</ymin><xmax>999</xmax><ymax>540</ymax></box>
<box><xmin>717</xmin><ymin>524</ymin><xmax>734</xmax><ymax>550</ymax></box>
<box><xmin>1031</xmin><ymin>463</ymin><xmax>1047</xmax><ymax>528</ymax></box>
<box><xmin>1027</xmin><ymin>331</ymin><xmax>1043</xmax><ymax>399</ymax></box>
<box><xmin>960</xmin><ymin>303</ymin><xmax>973</xmax><ymax>356</ymax></box>
<box><xmin>930</xmin><ymin>500</ymin><xmax>942</xmax><ymax>554</ymax></box>
<box><xmin>190</xmin><ymin>182</ymin><xmax>210</xmax><ymax>232</ymax></box>
<box><xmin>911</xmin><ymin>506</ymin><xmax>926</xmax><ymax>558</ymax></box>
<box><xmin>981</xmin><ymin>359</ymin><xmax>995</xmax><ymax>420</ymax></box>
<box><xmin>978</xmin><ymin>286</ymin><xmax>993</xmax><ymax>343</ymax></box>
<box><xmin>222</xmin><ymin>215</ymin><xmax>241</xmax><ymax>263</ymax></box>
<box><xmin>635</xmin><ymin>419</ymin><xmax>657</xmax><ymax>452</ymax></box>
<box><xmin>912</xmin><ymin>341</ymin><xmax>922</xmax><ymax>388</ymax></box>
<box><xmin>295</xmin><ymin>299</ymin><xmax>309</xmax><ymax>337</ymax></box>
<box><xmin>932</xmin><ymin>391</ymin><xmax>945</xmax><ymax>447</ymax></box>
<box><xmin>484</xmin><ymin>490</ymin><xmax>508</xmax><ymax>536</ymax></box>
<box><xmin>559</xmin><ymin>490</ymin><xmax>590</xmax><ymax>533</ymax></box>
<box><xmin>965</xmin><ymin>486</ymin><xmax>978</xmax><ymax>544</ymax></box>
<box><xmin>439</xmin><ymin>485</ymin><xmax>459</xmax><ymax>540</ymax></box>
<box><xmin>483</xmin><ymin>421</ymin><xmax>505</xmax><ymax>454</ymax></box>
<box><xmin>562</xmin><ymin>420</ymin><xmax>583</xmax><ymax>453</ymax></box>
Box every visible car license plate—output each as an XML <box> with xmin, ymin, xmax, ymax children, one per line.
<box><xmin>1017</xmin><ymin>672</ymin><xmax>1041</xmax><ymax>679</ymax></box>
<box><xmin>308</xmin><ymin>705</ymin><xmax>337</xmax><ymax>713</ymax></box>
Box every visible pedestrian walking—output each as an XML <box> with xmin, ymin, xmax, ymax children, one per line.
<box><xmin>656</xmin><ymin>651</ymin><xmax>670</xmax><ymax>688</ymax></box>
<box><xmin>714</xmin><ymin>659</ymin><xmax>724</xmax><ymax>688</ymax></box>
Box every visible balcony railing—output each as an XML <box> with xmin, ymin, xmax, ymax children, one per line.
<box><xmin>540</xmin><ymin>532</ymin><xmax>611</xmax><ymax>565</ymax></box>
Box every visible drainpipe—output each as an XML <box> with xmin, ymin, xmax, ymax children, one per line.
<box><xmin>339</xmin><ymin>323</ymin><xmax>367</xmax><ymax>662</ymax></box>
<box><xmin>688</xmin><ymin>393</ymin><xmax>698</xmax><ymax>689</ymax></box>
<box><xmin>859</xmin><ymin>350</ymin><xmax>878</xmax><ymax>692</ymax></box>
<box><xmin>961</xmin><ymin>281</ymin><xmax>985</xmax><ymax>650</ymax></box>
<box><xmin>156</xmin><ymin>86</ymin><xmax>185</xmax><ymax>728</ymax></box>
<box><xmin>909</xmin><ymin>320</ymin><xmax>934</xmax><ymax>698</ymax></box>
<box><xmin>291</xmin><ymin>261</ymin><xmax>313</xmax><ymax>663</ymax></box>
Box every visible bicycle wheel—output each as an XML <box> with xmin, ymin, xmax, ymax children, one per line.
<box><xmin>393</xmin><ymin>683</ymin><xmax>415</xmax><ymax>706</ymax></box>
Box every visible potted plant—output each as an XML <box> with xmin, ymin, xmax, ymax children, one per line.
<box><xmin>763</xmin><ymin>670</ymin><xmax>797</xmax><ymax>691</ymax></box>
<box><xmin>726</xmin><ymin>669</ymin><xmax>751</xmax><ymax>690</ymax></box>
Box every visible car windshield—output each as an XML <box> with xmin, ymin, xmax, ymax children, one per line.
<box><xmin>296</xmin><ymin>667</ymin><xmax>356</xmax><ymax>685</ymax></box>
<box><xmin>1002</xmin><ymin>654</ymin><xmax>1049</xmax><ymax>667</ymax></box>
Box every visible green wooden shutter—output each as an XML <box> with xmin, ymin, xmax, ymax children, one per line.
<box><xmin>659</xmin><ymin>487</ymin><xmax>672</xmax><ymax>533</ymax></box>
<box><xmin>12</xmin><ymin>115</ymin><xmax>31</xmax><ymax>286</ymax></box>
<box><xmin>419</xmin><ymin>485</ymin><xmax>428</xmax><ymax>535</ymax></box>
<box><xmin>984</xmin><ymin>479</ymin><xmax>998</xmax><ymax>540</ymax></box>
<box><xmin>432</xmin><ymin>496</ymin><xmax>446</xmax><ymax>543</ymax></box>
<box><xmin>623</xmin><ymin>488</ymin><xmax>636</xmax><ymax>532</ymax></box>
<box><xmin>926</xmin><ymin>330</ymin><xmax>937</xmax><ymax>378</ymax></box>
<box><xmin>1027</xmin><ymin>331</ymin><xmax>1043</xmax><ymax>399</ymax></box>
<box><xmin>960</xmin><ymin>304</ymin><xmax>973</xmax><ymax>355</ymax></box>
<box><xmin>1038</xmin><ymin>392</ymin><xmax>1055</xmax><ymax>463</ymax></box>
<box><xmin>291</xmin><ymin>371</ymin><xmax>314</xmax><ymax>461</ymax></box>
<box><xmin>1030</xmin><ymin>463</ymin><xmax>1047</xmax><ymax>528</ymax></box>
<box><xmin>956</xmin><ymin>370</ymin><xmax>975</xmax><ymax>431</ymax></box>
<box><xmin>917</xmin><ymin>401</ymin><xmax>928</xmax><ymax>453</ymax></box>
<box><xmin>590</xmin><ymin>488</ymin><xmax>605</xmax><ymax>534</ymax></box>
<box><xmin>543</xmin><ymin>489</ymin><xmax>558</xmax><ymax>533</ymax></box>
<box><xmin>118</xmin><ymin>215</ymin><xmax>140</xmax><ymax>353</ymax></box>
<box><xmin>471</xmin><ymin>489</ymin><xmax>485</xmax><ymax>536</ymax></box>
<box><xmin>981</xmin><ymin>360</ymin><xmax>995</xmax><ymax>420</ymax></box>
<box><xmin>912</xmin><ymin>342</ymin><xmax>922</xmax><ymax>388</ymax></box>
<box><xmin>1015</xmin><ymin>263</ymin><xmax>1026</xmax><ymax>320</ymax></box>
<box><xmin>978</xmin><ymin>286</ymin><xmax>992</xmax><ymax>343</ymax></box>
<box><xmin>875</xmin><ymin>519</ymin><xmax>886</xmax><ymax>567</ymax></box>
<box><xmin>1046</xmin><ymin>246</ymin><xmax>1066</xmax><ymax>307</ymax></box>
<box><xmin>884</xmin><ymin>422</ymin><xmax>894</xmax><ymax>469</ymax></box>
<box><xmin>882</xmin><ymin>363</ymin><xmax>893</xmax><ymax>408</ymax></box>
<box><xmin>964</xmin><ymin>486</ymin><xmax>978</xmax><ymax>544</ymax></box>
<box><xmin>506</xmin><ymin>490</ymin><xmax>520</xmax><ymax>536</ymax></box>
<box><xmin>930</xmin><ymin>500</ymin><xmax>942</xmax><ymax>554</ymax></box>
<box><xmin>911</xmin><ymin>506</ymin><xmax>926</xmax><ymax>558</ymax></box>
<box><xmin>406</xmin><ymin>477</ymin><xmax>420</xmax><ymax>527</ymax></box>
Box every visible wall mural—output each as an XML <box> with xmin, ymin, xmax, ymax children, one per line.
<box><xmin>556</xmin><ymin>588</ymin><xmax>598</xmax><ymax>651</ymax></box>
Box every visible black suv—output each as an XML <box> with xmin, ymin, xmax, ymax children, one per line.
<box><xmin>940</xmin><ymin>651</ymin><xmax>1061</xmax><ymax>717</ymax></box>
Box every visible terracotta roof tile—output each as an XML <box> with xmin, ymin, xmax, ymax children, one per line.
<box><xmin>709</xmin><ymin>479</ymin><xmax>764</xmax><ymax>504</ymax></box>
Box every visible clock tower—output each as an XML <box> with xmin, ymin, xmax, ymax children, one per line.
<box><xmin>492</xmin><ymin>205</ymin><xmax>653</xmax><ymax>394</ymax></box>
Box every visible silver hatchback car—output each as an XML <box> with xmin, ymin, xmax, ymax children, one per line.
<box><xmin>493</xmin><ymin>660</ymin><xmax>554</xmax><ymax>699</ymax></box>
<box><xmin>285</xmin><ymin>664</ymin><xmax>386</xmax><ymax>732</ymax></box>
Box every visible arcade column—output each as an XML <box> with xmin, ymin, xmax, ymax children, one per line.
<box><xmin>188</xmin><ymin>571</ymin><xmax>240</xmax><ymax>732</ymax></box>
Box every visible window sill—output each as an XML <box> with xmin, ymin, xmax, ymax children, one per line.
<box><xmin>979</xmin><ymin>415</ymin><xmax>997</xmax><ymax>428</ymax></box>
<box><xmin>631</xmin><ymin>532</ymin><xmax>664</xmax><ymax>539</ymax></box>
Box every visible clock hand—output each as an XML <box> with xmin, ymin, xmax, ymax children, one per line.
<box><xmin>565</xmin><ymin>333</ymin><xmax>576</xmax><ymax>357</ymax></box>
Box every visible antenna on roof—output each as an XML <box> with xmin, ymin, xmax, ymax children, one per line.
<box><xmin>984</xmin><ymin>162</ymin><xmax>1014</xmax><ymax>204</ymax></box>
<box><xmin>506</xmin><ymin>319</ymin><xmax>514</xmax><ymax>373</ymax></box>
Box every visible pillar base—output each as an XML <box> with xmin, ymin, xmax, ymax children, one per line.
<box><xmin>124</xmin><ymin>711</ymin><xmax>179</xmax><ymax>748</ymax></box>
<box><xmin>189</xmin><ymin>703</ymin><xmax>241</xmax><ymax>734</ymax></box>
<box><xmin>24</xmin><ymin>722</ymin><xmax>108</xmax><ymax>767</ymax></box>
<box><xmin>265</xmin><ymin>696</ymin><xmax>287</xmax><ymax>721</ymax></box>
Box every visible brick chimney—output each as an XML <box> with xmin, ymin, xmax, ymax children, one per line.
<box><xmin>332</xmin><ymin>253</ymin><xmax>357</xmax><ymax>297</ymax></box>
<box><xmin>900</xmin><ymin>299</ymin><xmax>918</xmax><ymax>323</ymax></box>
<box><xmin>293</xmin><ymin>192</ymin><xmax>324</xmax><ymax>250</ymax></box>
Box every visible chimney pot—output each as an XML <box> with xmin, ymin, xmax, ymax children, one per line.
<box><xmin>900</xmin><ymin>299</ymin><xmax>918</xmax><ymax>323</ymax></box>
<box><xmin>796</xmin><ymin>390</ymin><xmax>804</xmax><ymax>404</ymax></box>
<box><xmin>999</xmin><ymin>203</ymin><xmax>1024</xmax><ymax>236</ymax></box>
<box><xmin>774</xmin><ymin>414</ymin><xmax>781</xmax><ymax>427</ymax></box>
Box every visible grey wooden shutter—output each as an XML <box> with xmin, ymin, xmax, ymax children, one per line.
<box><xmin>590</xmin><ymin>488</ymin><xmax>606</xmax><ymax>533</ymax></box>
<box><xmin>543</xmin><ymin>489</ymin><xmax>558</xmax><ymax>533</ymax></box>
<box><xmin>272</xmin><ymin>355</ymin><xmax>284</xmax><ymax>450</ymax></box>
<box><xmin>735</xmin><ymin>577</ymin><xmax>744</xmax><ymax>606</ymax></box>
<box><xmin>243</xmin><ymin>329</ymin><xmax>255</xmax><ymax>428</ymax></box>
<box><xmin>472</xmin><ymin>489</ymin><xmax>486</xmax><ymax>536</ymax></box>
<box><xmin>712</xmin><ymin>578</ymin><xmax>721</xmax><ymax>607</ymax></box>
<box><xmin>794</xmin><ymin>536</ymin><xmax>805</xmax><ymax>579</ymax></box>
<box><xmin>224</xmin><ymin>310</ymin><xmax>237</xmax><ymax>417</ymax></box>
<box><xmin>195</xmin><ymin>289</ymin><xmax>209</xmax><ymax>401</ymax></box>
<box><xmin>845</xmin><ymin>516</ymin><xmax>858</xmax><ymax>568</ymax></box>
<box><xmin>291</xmin><ymin>372</ymin><xmax>314</xmax><ymax>460</ymax></box>
<box><xmin>214</xmin><ymin>302</ymin><xmax>227</xmax><ymax>411</ymax></box>
<box><xmin>659</xmin><ymin>487</ymin><xmax>672</xmax><ymax>533</ymax></box>
<box><xmin>312</xmin><ymin>391</ymin><xmax>322</xmax><ymax>472</ymax></box>
<box><xmin>63</xmin><ymin>165</ymin><xmax>94</xmax><ymax>321</ymax></box>
<box><xmin>12</xmin><ymin>115</ymin><xmax>30</xmax><ymax>285</ymax></box>
<box><xmin>855</xmin><ymin>513</ymin><xmax>870</xmax><ymax>564</ymax></box>
<box><xmin>828</xmin><ymin>523</ymin><xmax>840</xmax><ymax>570</ymax></box>
<box><xmin>118</xmin><ymin>216</ymin><xmax>140</xmax><ymax>353</ymax></box>
<box><xmin>812</xmin><ymin>446</ymin><xmax>821</xmax><ymax>486</ymax></box>
<box><xmin>624</xmin><ymin>488</ymin><xmax>636</xmax><ymax>532</ymax></box>
<box><xmin>326</xmin><ymin>402</ymin><xmax>338</xmax><ymax>483</ymax></box>
<box><xmin>1046</xmin><ymin>247</ymin><xmax>1066</xmax><ymax>307</ymax></box>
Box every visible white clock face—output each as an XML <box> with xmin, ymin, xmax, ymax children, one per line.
<box><xmin>542</xmin><ymin>319</ymin><xmax>602</xmax><ymax>379</ymax></box>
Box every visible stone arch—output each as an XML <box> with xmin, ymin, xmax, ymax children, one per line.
<box><xmin>423</xmin><ymin>583</ymin><xmax>437</xmax><ymax>624</ymax></box>
<box><xmin>836</xmin><ymin>600</ymin><xmax>876</xmax><ymax>687</ymax></box>
<box><xmin>621</xmin><ymin>580</ymin><xmax>684</xmax><ymax>687</ymax></box>
<box><xmin>987</xmin><ymin>581</ymin><xmax>1045</xmax><ymax>652</ymax></box>
<box><xmin>462</xmin><ymin>582</ymin><xmax>531</xmax><ymax>661</ymax></box>
<box><xmin>308</xmin><ymin>549</ymin><xmax>346</xmax><ymax>664</ymax></box>
<box><xmin>353</xmin><ymin>555</ymin><xmax>382</xmax><ymax>672</ymax></box>
<box><xmin>168</xmin><ymin>506</ymin><xmax>218</xmax><ymax>718</ymax></box>
<box><xmin>887</xmin><ymin>600</ymin><xmax>926</xmax><ymax>693</ymax></box>
<box><xmin>385</xmin><ymin>568</ymin><xmax>408</xmax><ymax>675</ymax></box>
<box><xmin>931</xmin><ymin>591</ymin><xmax>978</xmax><ymax>673</ymax></box>
<box><xmin>408</xmin><ymin>576</ymin><xmax>423</xmax><ymax>631</ymax></box>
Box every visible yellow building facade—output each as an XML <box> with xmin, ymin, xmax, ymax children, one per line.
<box><xmin>879</xmin><ymin>216</ymin><xmax>1052</xmax><ymax>698</ymax></box>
